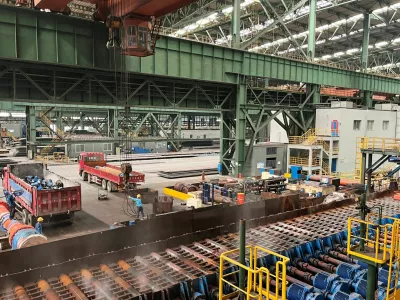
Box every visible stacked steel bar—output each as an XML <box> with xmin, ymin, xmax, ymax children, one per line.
<box><xmin>0</xmin><ymin>197</ymin><xmax>399</xmax><ymax>299</ymax></box>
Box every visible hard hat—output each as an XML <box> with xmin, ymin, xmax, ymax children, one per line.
<box><xmin>37</xmin><ymin>217</ymin><xmax>44</xmax><ymax>222</ymax></box>
<box><xmin>137</xmin><ymin>194</ymin><xmax>141</xmax><ymax>198</ymax></box>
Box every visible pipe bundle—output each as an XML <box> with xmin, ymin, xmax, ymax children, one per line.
<box><xmin>0</xmin><ymin>203</ymin><xmax>47</xmax><ymax>249</ymax></box>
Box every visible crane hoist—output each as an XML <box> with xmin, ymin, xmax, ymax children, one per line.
<box><xmin>20</xmin><ymin>0</ymin><xmax>198</xmax><ymax>57</ymax></box>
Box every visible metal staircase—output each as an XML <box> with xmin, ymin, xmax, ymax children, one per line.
<box><xmin>37</xmin><ymin>109</ymin><xmax>68</xmax><ymax>157</ymax></box>
<box><xmin>322</xmin><ymin>160</ymin><xmax>330</xmax><ymax>175</ymax></box>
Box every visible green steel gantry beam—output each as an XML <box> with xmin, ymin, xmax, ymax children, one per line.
<box><xmin>1</xmin><ymin>5</ymin><xmax>400</xmax><ymax>94</ymax></box>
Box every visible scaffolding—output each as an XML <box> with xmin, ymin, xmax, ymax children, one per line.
<box><xmin>288</xmin><ymin>128</ymin><xmax>339</xmax><ymax>176</ymax></box>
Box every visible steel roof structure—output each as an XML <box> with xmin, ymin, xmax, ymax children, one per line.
<box><xmin>159</xmin><ymin>0</ymin><xmax>400</xmax><ymax>75</ymax></box>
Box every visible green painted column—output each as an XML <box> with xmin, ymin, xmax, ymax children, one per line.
<box><xmin>362</xmin><ymin>13</ymin><xmax>371</xmax><ymax>71</ymax></box>
<box><xmin>231</xmin><ymin>0</ymin><xmax>241</xmax><ymax>48</ymax></box>
<box><xmin>366</xmin><ymin>264</ymin><xmax>378</xmax><ymax>300</ymax></box>
<box><xmin>235</xmin><ymin>82</ymin><xmax>246</xmax><ymax>177</ymax></box>
<box><xmin>108</xmin><ymin>109</ymin><xmax>118</xmax><ymax>138</ymax></box>
<box><xmin>56</xmin><ymin>111</ymin><xmax>62</xmax><ymax>132</ymax></box>
<box><xmin>26</xmin><ymin>106</ymin><xmax>36</xmax><ymax>159</ymax></box>
<box><xmin>364</xmin><ymin>90</ymin><xmax>373</xmax><ymax>108</ymax></box>
<box><xmin>312</xmin><ymin>85</ymin><xmax>320</xmax><ymax>104</ymax></box>
<box><xmin>308</xmin><ymin>0</ymin><xmax>317</xmax><ymax>60</ymax></box>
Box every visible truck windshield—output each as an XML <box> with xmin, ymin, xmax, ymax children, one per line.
<box><xmin>84</xmin><ymin>156</ymin><xmax>102</xmax><ymax>162</ymax></box>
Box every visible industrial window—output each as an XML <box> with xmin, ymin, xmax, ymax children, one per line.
<box><xmin>266</xmin><ymin>147</ymin><xmax>277</xmax><ymax>155</ymax></box>
<box><xmin>75</xmin><ymin>144</ymin><xmax>84</xmax><ymax>153</ymax></box>
<box><xmin>127</xmin><ymin>26</ymin><xmax>137</xmax><ymax>47</ymax></box>
<box><xmin>367</xmin><ymin>120</ymin><xmax>374</xmax><ymax>131</ymax></box>
<box><xmin>265</xmin><ymin>158</ymin><xmax>277</xmax><ymax>168</ymax></box>
<box><xmin>138</xmin><ymin>26</ymin><xmax>147</xmax><ymax>47</ymax></box>
<box><xmin>383</xmin><ymin>121</ymin><xmax>389</xmax><ymax>130</ymax></box>
<box><xmin>353</xmin><ymin>120</ymin><xmax>361</xmax><ymax>131</ymax></box>
<box><xmin>103</xmin><ymin>143</ymin><xmax>112</xmax><ymax>151</ymax></box>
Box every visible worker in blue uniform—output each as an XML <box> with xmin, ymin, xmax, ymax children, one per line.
<box><xmin>129</xmin><ymin>194</ymin><xmax>145</xmax><ymax>219</ymax></box>
<box><xmin>35</xmin><ymin>217</ymin><xmax>44</xmax><ymax>234</ymax></box>
<box><xmin>4</xmin><ymin>191</ymin><xmax>16</xmax><ymax>220</ymax></box>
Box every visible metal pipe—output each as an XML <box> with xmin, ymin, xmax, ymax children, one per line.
<box><xmin>366</xmin><ymin>264</ymin><xmax>378</xmax><ymax>300</ymax></box>
<box><xmin>100</xmin><ymin>264</ymin><xmax>139</xmax><ymax>297</ymax></box>
<box><xmin>37</xmin><ymin>280</ymin><xmax>60</xmax><ymax>300</ymax></box>
<box><xmin>308</xmin><ymin>258</ymin><xmax>336</xmax><ymax>273</ymax></box>
<box><xmin>81</xmin><ymin>269</ymin><xmax>117</xmax><ymax>300</ymax></box>
<box><xmin>359</xmin><ymin>193</ymin><xmax>367</xmax><ymax>251</ymax></box>
<box><xmin>14</xmin><ymin>286</ymin><xmax>30</xmax><ymax>300</ymax></box>
<box><xmin>239</xmin><ymin>219</ymin><xmax>246</xmax><ymax>300</ymax></box>
<box><xmin>59</xmin><ymin>274</ymin><xmax>88</xmax><ymax>300</ymax></box>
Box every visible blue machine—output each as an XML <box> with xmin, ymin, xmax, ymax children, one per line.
<box><xmin>291</xmin><ymin>166</ymin><xmax>303</xmax><ymax>180</ymax></box>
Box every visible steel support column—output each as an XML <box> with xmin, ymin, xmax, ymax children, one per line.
<box><xmin>108</xmin><ymin>109</ymin><xmax>118</xmax><ymax>138</ymax></box>
<box><xmin>312</xmin><ymin>85</ymin><xmax>320</xmax><ymax>104</ymax></box>
<box><xmin>26</xmin><ymin>106</ymin><xmax>36</xmax><ymax>159</ymax></box>
<box><xmin>235</xmin><ymin>81</ymin><xmax>246</xmax><ymax>177</ymax></box>
<box><xmin>364</xmin><ymin>91</ymin><xmax>373</xmax><ymax>108</ymax></box>
<box><xmin>362</xmin><ymin>13</ymin><xmax>371</xmax><ymax>71</ymax></box>
<box><xmin>361</xmin><ymin>153</ymin><xmax>366</xmax><ymax>186</ymax></box>
<box><xmin>231</xmin><ymin>0</ymin><xmax>241</xmax><ymax>49</ymax></box>
<box><xmin>307</xmin><ymin>0</ymin><xmax>317</xmax><ymax>60</ymax></box>
<box><xmin>367</xmin><ymin>153</ymin><xmax>373</xmax><ymax>194</ymax></box>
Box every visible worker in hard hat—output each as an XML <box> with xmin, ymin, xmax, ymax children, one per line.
<box><xmin>129</xmin><ymin>194</ymin><xmax>145</xmax><ymax>219</ymax></box>
<box><xmin>4</xmin><ymin>190</ymin><xmax>16</xmax><ymax>220</ymax></box>
<box><xmin>35</xmin><ymin>217</ymin><xmax>43</xmax><ymax>234</ymax></box>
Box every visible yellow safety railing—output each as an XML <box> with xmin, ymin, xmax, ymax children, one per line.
<box><xmin>358</xmin><ymin>137</ymin><xmax>400</xmax><ymax>152</ymax></box>
<box><xmin>332</xmin><ymin>147</ymin><xmax>339</xmax><ymax>155</ymax></box>
<box><xmin>290</xmin><ymin>157</ymin><xmax>321</xmax><ymax>167</ymax></box>
<box><xmin>322</xmin><ymin>161</ymin><xmax>330</xmax><ymax>175</ymax></box>
<box><xmin>347</xmin><ymin>217</ymin><xmax>392</xmax><ymax>264</ymax></box>
<box><xmin>219</xmin><ymin>245</ymin><xmax>289</xmax><ymax>300</ymax></box>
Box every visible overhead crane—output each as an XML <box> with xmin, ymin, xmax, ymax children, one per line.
<box><xmin>29</xmin><ymin>0</ymin><xmax>199</xmax><ymax>56</ymax></box>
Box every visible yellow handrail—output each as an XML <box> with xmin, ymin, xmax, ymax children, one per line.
<box><xmin>219</xmin><ymin>245</ymin><xmax>289</xmax><ymax>300</ymax></box>
<box><xmin>290</xmin><ymin>157</ymin><xmax>321</xmax><ymax>167</ymax></box>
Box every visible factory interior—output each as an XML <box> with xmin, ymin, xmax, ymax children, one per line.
<box><xmin>3</xmin><ymin>0</ymin><xmax>400</xmax><ymax>300</ymax></box>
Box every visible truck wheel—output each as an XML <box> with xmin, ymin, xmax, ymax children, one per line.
<box><xmin>81</xmin><ymin>172</ymin><xmax>87</xmax><ymax>181</ymax></box>
<box><xmin>102</xmin><ymin>179</ymin><xmax>107</xmax><ymax>190</ymax></box>
<box><xmin>107</xmin><ymin>181</ymin><xmax>117</xmax><ymax>192</ymax></box>
<box><xmin>88</xmin><ymin>174</ymin><xmax>92</xmax><ymax>183</ymax></box>
<box><xmin>28</xmin><ymin>214</ymin><xmax>36</xmax><ymax>227</ymax></box>
<box><xmin>22</xmin><ymin>209</ymin><xmax>29</xmax><ymax>225</ymax></box>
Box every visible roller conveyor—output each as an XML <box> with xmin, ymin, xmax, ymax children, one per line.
<box><xmin>0</xmin><ymin>197</ymin><xmax>400</xmax><ymax>300</ymax></box>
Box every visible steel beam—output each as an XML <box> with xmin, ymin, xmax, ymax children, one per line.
<box><xmin>361</xmin><ymin>13</ymin><xmax>371</xmax><ymax>72</ymax></box>
<box><xmin>307</xmin><ymin>0</ymin><xmax>317</xmax><ymax>61</ymax></box>
<box><xmin>1</xmin><ymin>5</ymin><xmax>400</xmax><ymax>94</ymax></box>
<box><xmin>231</xmin><ymin>0</ymin><xmax>241</xmax><ymax>49</ymax></box>
<box><xmin>235</xmin><ymin>81</ymin><xmax>246</xmax><ymax>177</ymax></box>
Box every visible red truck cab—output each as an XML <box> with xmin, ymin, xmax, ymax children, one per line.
<box><xmin>78</xmin><ymin>152</ymin><xmax>145</xmax><ymax>192</ymax></box>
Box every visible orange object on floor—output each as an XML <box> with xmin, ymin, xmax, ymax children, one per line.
<box><xmin>393</xmin><ymin>192</ymin><xmax>400</xmax><ymax>201</ymax></box>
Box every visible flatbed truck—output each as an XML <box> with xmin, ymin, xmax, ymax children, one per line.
<box><xmin>78</xmin><ymin>152</ymin><xmax>145</xmax><ymax>192</ymax></box>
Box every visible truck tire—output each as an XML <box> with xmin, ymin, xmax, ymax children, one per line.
<box><xmin>107</xmin><ymin>181</ymin><xmax>117</xmax><ymax>192</ymax></box>
<box><xmin>88</xmin><ymin>174</ymin><xmax>92</xmax><ymax>183</ymax></box>
<box><xmin>81</xmin><ymin>172</ymin><xmax>87</xmax><ymax>181</ymax></box>
<box><xmin>102</xmin><ymin>179</ymin><xmax>107</xmax><ymax>190</ymax></box>
<box><xmin>28</xmin><ymin>213</ymin><xmax>36</xmax><ymax>227</ymax></box>
<box><xmin>22</xmin><ymin>209</ymin><xmax>29</xmax><ymax>225</ymax></box>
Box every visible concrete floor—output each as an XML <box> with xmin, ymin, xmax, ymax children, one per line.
<box><xmin>0</xmin><ymin>154</ymin><xmax>220</xmax><ymax>243</ymax></box>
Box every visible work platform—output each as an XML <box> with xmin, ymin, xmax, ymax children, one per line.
<box><xmin>357</xmin><ymin>137</ymin><xmax>400</xmax><ymax>188</ymax></box>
